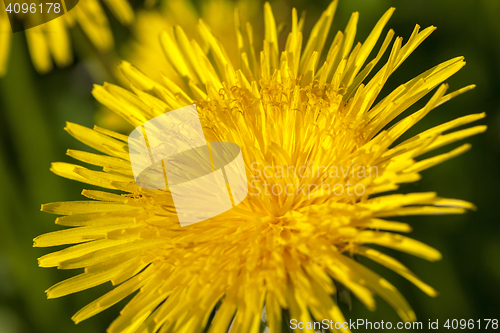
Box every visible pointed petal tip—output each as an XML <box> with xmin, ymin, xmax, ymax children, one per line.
<box><xmin>408</xmin><ymin>310</ymin><xmax>417</xmax><ymax>322</ymax></box>
<box><xmin>33</xmin><ymin>235</ymin><xmax>43</xmax><ymax>247</ymax></box>
<box><xmin>429</xmin><ymin>250</ymin><xmax>442</xmax><ymax>262</ymax></box>
<box><xmin>71</xmin><ymin>315</ymin><xmax>83</xmax><ymax>325</ymax></box>
<box><xmin>326</xmin><ymin>0</ymin><xmax>339</xmax><ymax>13</ymax></box>
<box><xmin>367</xmin><ymin>302</ymin><xmax>377</xmax><ymax>312</ymax></box>
<box><xmin>384</xmin><ymin>7</ymin><xmax>396</xmax><ymax>17</ymax></box>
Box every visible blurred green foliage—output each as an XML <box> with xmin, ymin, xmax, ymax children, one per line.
<box><xmin>0</xmin><ymin>0</ymin><xmax>499</xmax><ymax>332</ymax></box>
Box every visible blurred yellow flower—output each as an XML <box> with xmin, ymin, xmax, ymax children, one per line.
<box><xmin>0</xmin><ymin>0</ymin><xmax>134</xmax><ymax>75</ymax></box>
<box><xmin>124</xmin><ymin>0</ymin><xmax>266</xmax><ymax>82</ymax></box>
<box><xmin>96</xmin><ymin>0</ymin><xmax>267</xmax><ymax>130</ymax></box>
<box><xmin>37</xmin><ymin>1</ymin><xmax>486</xmax><ymax>332</ymax></box>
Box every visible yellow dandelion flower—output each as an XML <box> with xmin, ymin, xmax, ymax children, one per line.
<box><xmin>37</xmin><ymin>1</ymin><xmax>486</xmax><ymax>332</ymax></box>
<box><xmin>0</xmin><ymin>0</ymin><xmax>134</xmax><ymax>76</ymax></box>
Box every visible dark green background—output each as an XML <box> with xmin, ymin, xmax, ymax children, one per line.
<box><xmin>0</xmin><ymin>0</ymin><xmax>499</xmax><ymax>332</ymax></box>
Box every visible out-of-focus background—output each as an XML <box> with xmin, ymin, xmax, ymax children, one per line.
<box><xmin>0</xmin><ymin>0</ymin><xmax>499</xmax><ymax>332</ymax></box>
